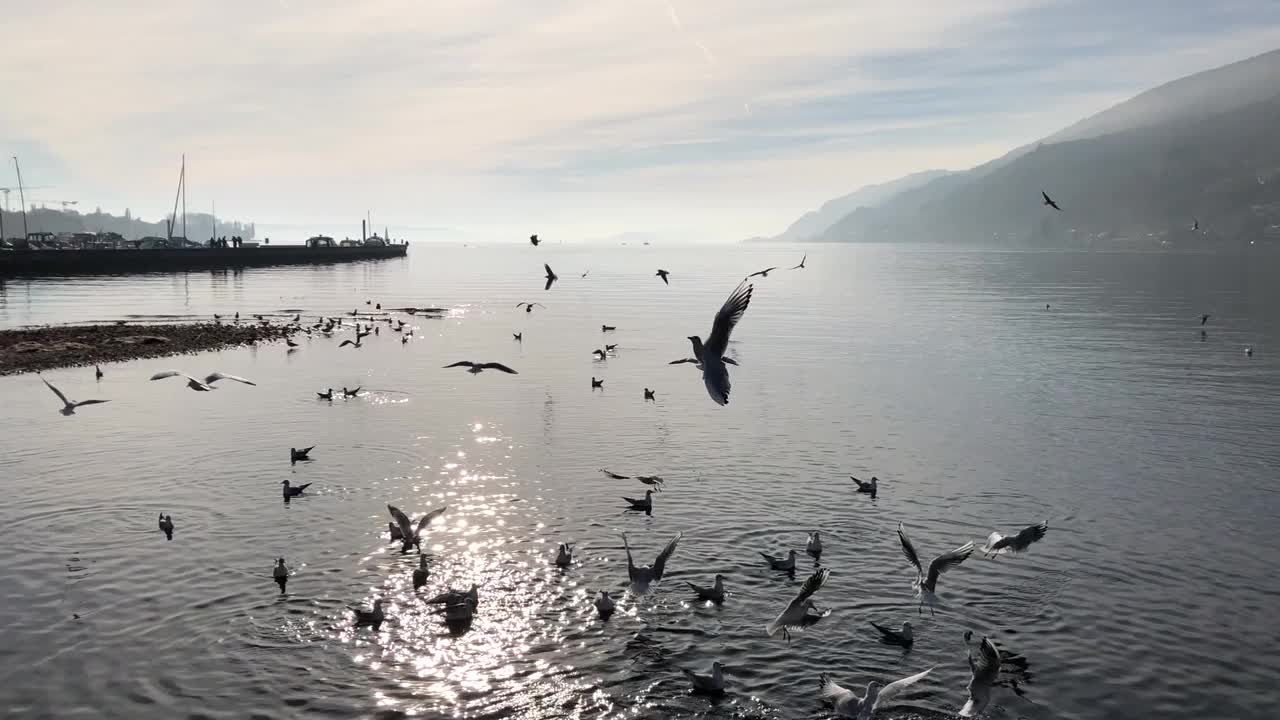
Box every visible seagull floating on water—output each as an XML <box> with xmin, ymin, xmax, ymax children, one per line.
<box><xmin>40</xmin><ymin>376</ymin><xmax>110</xmax><ymax>416</ymax></box>
<box><xmin>158</xmin><ymin>513</ymin><xmax>174</xmax><ymax>540</ymax></box>
<box><xmin>807</xmin><ymin>531</ymin><xmax>824</xmax><ymax>560</ymax></box>
<box><xmin>869</xmin><ymin>620</ymin><xmax>913</xmax><ymax>647</ymax></box>
<box><xmin>819</xmin><ymin>665</ymin><xmax>933</xmax><ymax>719</ymax></box>
<box><xmin>95</xmin><ymin>365</ymin><xmax>104</xmax><ymax>380</ymax></box>
<box><xmin>351</xmin><ymin>599</ymin><xmax>386</xmax><ymax>629</ymax></box>
<box><xmin>443</xmin><ymin>361</ymin><xmax>518</xmax><ymax>375</ymax></box>
<box><xmin>1246</xmin><ymin>345</ymin><xmax>1254</xmax><ymax>357</ymax></box>
<box><xmin>594</xmin><ymin>590</ymin><xmax>616</xmax><ymax>619</ymax></box>
<box><xmin>543</xmin><ymin>263</ymin><xmax>558</xmax><ymax>290</ymax></box>
<box><xmin>961</xmin><ymin>632</ymin><xmax>1001</xmax><ymax>717</ymax></box>
<box><xmin>656</xmin><ymin>269</ymin><xmax>670</xmax><ymax>285</ymax></box>
<box><xmin>851</xmin><ymin>476</ymin><xmax>878</xmax><ymax>498</ymax></box>
<box><xmin>601</xmin><ymin>325</ymin><xmax>616</xmax><ymax>332</ymax></box>
<box><xmin>425</xmin><ymin>584</ymin><xmax>479</xmax><ymax>608</ymax></box>
<box><xmin>529</xmin><ymin>234</ymin><xmax>540</xmax><ymax>246</ymax></box>
<box><xmin>1041</xmin><ymin>190</ymin><xmax>1063</xmax><ymax>211</ymax></box>
<box><xmin>413</xmin><ymin>556</ymin><xmax>430</xmax><ymax>590</ymax></box>
<box><xmin>623</xmin><ymin>531</ymin><xmax>681</xmax><ymax>594</ymax></box>
<box><xmin>516</xmin><ymin>302</ymin><xmax>545</xmax><ymax>314</ymax></box>
<box><xmin>791</xmin><ymin>253</ymin><xmax>807</xmax><ymax>270</ymax></box>
<box><xmin>766</xmin><ymin>567</ymin><xmax>830</xmax><ymax>643</ymax></box>
<box><xmin>290</xmin><ymin>446</ymin><xmax>315</xmax><ymax>464</ymax></box>
<box><xmin>760</xmin><ymin>549</ymin><xmax>797</xmax><ymax>572</ymax></box>
<box><xmin>387</xmin><ymin>504</ymin><xmax>449</xmax><ymax>553</ymax></box>
<box><xmin>555</xmin><ymin>543</ymin><xmax>574</xmax><ymax>567</ymax></box>
<box><xmin>622</xmin><ymin>489</ymin><xmax>653</xmax><ymax>514</ymax></box>
<box><xmin>671</xmin><ymin>281</ymin><xmax>752</xmax><ymax>405</ymax></box>
<box><xmin>150</xmin><ymin>370</ymin><xmax>256</xmax><ymax>391</ymax></box>
<box><xmin>342</xmin><ymin>386</ymin><xmax>360</xmax><ymax>398</ymax></box>
<box><xmin>513</xmin><ymin>332</ymin><xmax>522</xmax><ymax>342</ymax></box>
<box><xmin>605</xmin><ymin>343</ymin><xmax>617</xmax><ymax>351</ymax></box>
<box><xmin>686</xmin><ymin>574</ymin><xmax>726</xmax><ymax>603</ymax></box>
<box><xmin>281</xmin><ymin>479</ymin><xmax>311</xmax><ymax>498</ymax></box>
<box><xmin>981</xmin><ymin>521</ymin><xmax>1048</xmax><ymax>557</ymax></box>
<box><xmin>897</xmin><ymin>522</ymin><xmax>974</xmax><ymax>615</ymax></box>
<box><xmin>592</xmin><ymin>349</ymin><xmax>607</xmax><ymax>360</ymax></box>
<box><xmin>747</xmin><ymin>266</ymin><xmax>777</xmax><ymax>278</ymax></box>
<box><xmin>591</xmin><ymin>377</ymin><xmax>604</xmax><ymax>389</ymax></box>
<box><xmin>286</xmin><ymin>338</ymin><xmax>299</xmax><ymax>348</ymax></box>
<box><xmin>273</xmin><ymin>558</ymin><xmax>289</xmax><ymax>593</ymax></box>
<box><xmin>683</xmin><ymin>661</ymin><xmax>726</xmax><ymax>696</ymax></box>
<box><xmin>644</xmin><ymin>388</ymin><xmax>655</xmax><ymax>401</ymax></box>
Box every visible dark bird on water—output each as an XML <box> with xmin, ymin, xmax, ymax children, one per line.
<box><xmin>443</xmin><ymin>361</ymin><xmax>519</xmax><ymax>375</ymax></box>
<box><xmin>747</xmin><ymin>267</ymin><xmax>777</xmax><ymax>278</ymax></box>
<box><xmin>656</xmin><ymin>269</ymin><xmax>670</xmax><ymax>284</ymax></box>
<box><xmin>1041</xmin><ymin>190</ymin><xmax>1063</xmax><ymax>211</ymax></box>
<box><xmin>530</xmin><ymin>234</ymin><xmax>540</xmax><ymax>246</ymax></box>
<box><xmin>343</xmin><ymin>386</ymin><xmax>361</xmax><ymax>398</ymax></box>
<box><xmin>671</xmin><ymin>281</ymin><xmax>753</xmax><ymax>406</ymax></box>
<box><xmin>158</xmin><ymin>513</ymin><xmax>174</xmax><ymax>540</ymax></box>
<box><xmin>273</xmin><ymin>558</ymin><xmax>289</xmax><ymax>593</ymax></box>
<box><xmin>851</xmin><ymin>476</ymin><xmax>878</xmax><ymax>498</ymax></box>
<box><xmin>791</xmin><ymin>253</ymin><xmax>807</xmax><ymax>270</ymax></box>
<box><xmin>644</xmin><ymin>388</ymin><xmax>655</xmax><ymax>401</ymax></box>
<box><xmin>1192</xmin><ymin>218</ymin><xmax>1200</xmax><ymax>232</ymax></box>
<box><xmin>593</xmin><ymin>349</ymin><xmax>607</xmax><ymax>360</ymax></box>
<box><xmin>95</xmin><ymin>365</ymin><xmax>104</xmax><ymax>380</ymax></box>
<box><xmin>591</xmin><ymin>377</ymin><xmax>604</xmax><ymax>389</ymax></box>
<box><xmin>317</xmin><ymin>388</ymin><xmax>334</xmax><ymax>400</ymax></box>
<box><xmin>281</xmin><ymin>479</ymin><xmax>312</xmax><ymax>498</ymax></box>
<box><xmin>544</xmin><ymin>263</ymin><xmax>558</xmax><ymax>290</ymax></box>
<box><xmin>601</xmin><ymin>325</ymin><xmax>616</xmax><ymax>332</ymax></box>
<box><xmin>413</xmin><ymin>556</ymin><xmax>430</xmax><ymax>589</ymax></box>
<box><xmin>623</xmin><ymin>489</ymin><xmax>654</xmax><ymax>514</ymax></box>
<box><xmin>513</xmin><ymin>332</ymin><xmax>522</xmax><ymax>342</ymax></box>
<box><xmin>290</xmin><ymin>446</ymin><xmax>315</xmax><ymax>464</ymax></box>
<box><xmin>516</xmin><ymin>302</ymin><xmax>545</xmax><ymax>314</ymax></box>
<box><xmin>1201</xmin><ymin>313</ymin><xmax>1211</xmax><ymax>325</ymax></box>
<box><xmin>605</xmin><ymin>343</ymin><xmax>617</xmax><ymax>351</ymax></box>
<box><xmin>870</xmin><ymin>619</ymin><xmax>914</xmax><ymax>647</ymax></box>
<box><xmin>980</xmin><ymin>521</ymin><xmax>1048</xmax><ymax>557</ymax></box>
<box><xmin>387</xmin><ymin>504</ymin><xmax>449</xmax><ymax>553</ymax></box>
<box><xmin>351</xmin><ymin>599</ymin><xmax>386</xmax><ymax>629</ymax></box>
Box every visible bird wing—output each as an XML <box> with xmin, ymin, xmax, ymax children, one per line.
<box><xmin>897</xmin><ymin>523</ymin><xmax>923</xmax><ymax>574</ymax></box>
<box><xmin>149</xmin><ymin>370</ymin><xmax>193</xmax><ymax>382</ymax></box>
<box><xmin>387</xmin><ymin>504</ymin><xmax>414</xmax><ymax>540</ymax></box>
<box><xmin>1016</xmin><ymin>521</ymin><xmax>1048</xmax><ymax>546</ymax></box>
<box><xmin>925</xmin><ymin>541</ymin><xmax>975</xmax><ymax>587</ymax></box>
<box><xmin>533</xmin><ymin>303</ymin><xmax>545</xmax><ymax>308</ymax></box>
<box><xmin>970</xmin><ymin>636</ymin><xmax>1001</xmax><ymax>683</ymax></box>
<box><xmin>72</xmin><ymin>399</ymin><xmax>111</xmax><ymax>408</ymax></box>
<box><xmin>869</xmin><ymin>620</ymin><xmax>897</xmax><ymax>640</ymax></box>
<box><xmin>478</xmin><ymin>362</ymin><xmax>518</xmax><ymax>374</ymax></box>
<box><xmin>669</xmin><ymin>358</ymin><xmax>698</xmax><ymax>365</ymax></box>
<box><xmin>819</xmin><ymin>673</ymin><xmax>857</xmax><ymax>706</ymax></box>
<box><xmin>622</xmin><ymin>495</ymin><xmax>642</xmax><ymax>506</ymax></box>
<box><xmin>873</xmin><ymin>667</ymin><xmax>934</xmax><ymax>711</ymax></box>
<box><xmin>339</xmin><ymin>340</ymin><xmax>355</xmax><ymax>347</ymax></box>
<box><xmin>651</xmin><ymin>532</ymin><xmax>681</xmax><ymax>580</ymax></box>
<box><xmin>414</xmin><ymin>506</ymin><xmax>449</xmax><ymax>536</ymax></box>
<box><xmin>851</xmin><ymin>476</ymin><xmax>868</xmax><ymax>490</ymax></box>
<box><xmin>443</xmin><ymin>361</ymin><xmax>476</xmax><ymax>369</ymax></box>
<box><xmin>41</xmin><ymin>377</ymin><xmax>71</xmax><ymax>406</ymax></box>
<box><xmin>545</xmin><ymin>263</ymin><xmax>557</xmax><ymax>279</ymax></box>
<box><xmin>622</xmin><ymin>532</ymin><xmax>636</xmax><ymax>579</ymax></box>
<box><xmin>794</xmin><ymin>567</ymin><xmax>830</xmax><ymax>604</ymax></box>
<box><xmin>702</xmin><ymin>358</ymin><xmax>731</xmax><ymax>406</ymax></box>
<box><xmin>205</xmin><ymin>372</ymin><xmax>256</xmax><ymax>386</ymax></box>
<box><xmin>703</xmin><ymin>282</ymin><xmax>752</xmax><ymax>360</ymax></box>
<box><xmin>602</xmin><ymin>469</ymin><xmax>630</xmax><ymax>479</ymax></box>
<box><xmin>515</xmin><ymin>302</ymin><xmax>528</xmax><ymax>308</ymax></box>
<box><xmin>980</xmin><ymin>531</ymin><xmax>1008</xmax><ymax>554</ymax></box>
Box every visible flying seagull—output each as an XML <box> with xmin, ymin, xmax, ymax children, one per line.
<box><xmin>656</xmin><ymin>269</ymin><xmax>670</xmax><ymax>285</ymax></box>
<box><xmin>791</xmin><ymin>253</ymin><xmax>807</xmax><ymax>270</ymax></box>
<box><xmin>1041</xmin><ymin>190</ymin><xmax>1062</xmax><ymax>211</ymax></box>
<box><xmin>851</xmin><ymin>476</ymin><xmax>878</xmax><ymax>498</ymax></box>
<box><xmin>1192</xmin><ymin>218</ymin><xmax>1200</xmax><ymax>232</ymax></box>
<box><xmin>158</xmin><ymin>513</ymin><xmax>174</xmax><ymax>540</ymax></box>
<box><xmin>516</xmin><ymin>302</ymin><xmax>545</xmax><ymax>314</ymax></box>
<box><xmin>1201</xmin><ymin>313</ymin><xmax>1211</xmax><ymax>325</ymax></box>
<box><xmin>683</xmin><ymin>661</ymin><xmax>726</xmax><ymax>696</ymax></box>
<box><xmin>980</xmin><ymin>521</ymin><xmax>1048</xmax><ymax>557</ymax></box>
<box><xmin>290</xmin><ymin>446</ymin><xmax>315</xmax><ymax>464</ymax></box>
<box><xmin>897</xmin><ymin>522</ymin><xmax>975</xmax><ymax>615</ymax></box>
<box><xmin>529</xmin><ymin>234</ymin><xmax>540</xmax><ymax>246</ymax></box>
<box><xmin>443</xmin><ymin>361</ymin><xmax>518</xmax><ymax>375</ymax></box>
<box><xmin>338</xmin><ymin>339</ymin><xmax>363</xmax><ymax>349</ymax></box>
<box><xmin>600</xmin><ymin>468</ymin><xmax>630</xmax><ymax>480</ymax></box>
<box><xmin>150</xmin><ymin>370</ymin><xmax>255</xmax><ymax>391</ymax></box>
<box><xmin>636</xmin><ymin>475</ymin><xmax>665</xmax><ymax>490</ymax></box>
<box><xmin>387</xmin><ymin>503</ymin><xmax>449</xmax><ymax>553</ymax></box>
<box><xmin>869</xmin><ymin>620</ymin><xmax>914</xmax><ymax>648</ymax></box>
<box><xmin>622</xmin><ymin>530</ymin><xmax>681</xmax><ymax>594</ymax></box>
<box><xmin>819</xmin><ymin>665</ymin><xmax>933</xmax><ymax>719</ymax></box>
<box><xmin>686</xmin><ymin>574</ymin><xmax>726</xmax><ymax>603</ymax></box>
<box><xmin>766</xmin><ymin>567</ymin><xmax>830</xmax><ymax>643</ymax></box>
<box><xmin>350</xmin><ymin>599</ymin><xmax>386</xmax><ymax>629</ymax></box>
<box><xmin>544</xmin><ymin>263</ymin><xmax>558</xmax><ymax>290</ymax></box>
<box><xmin>961</xmin><ymin>633</ymin><xmax>1001</xmax><ymax>717</ymax></box>
<box><xmin>40</xmin><ymin>376</ymin><xmax>110</xmax><ymax>416</ymax></box>
<box><xmin>273</xmin><ymin>558</ymin><xmax>289</xmax><ymax>593</ymax></box>
<box><xmin>622</xmin><ymin>489</ymin><xmax>653</xmax><ymax>514</ymax></box>
<box><xmin>281</xmin><ymin>479</ymin><xmax>311</xmax><ymax>498</ymax></box>
<box><xmin>413</xmin><ymin>556</ymin><xmax>430</xmax><ymax>590</ymax></box>
<box><xmin>760</xmin><ymin>549</ymin><xmax>797</xmax><ymax>572</ymax></box>
<box><xmin>673</xmin><ymin>281</ymin><xmax>752</xmax><ymax>405</ymax></box>
<box><xmin>747</xmin><ymin>267</ymin><xmax>777</xmax><ymax>278</ymax></box>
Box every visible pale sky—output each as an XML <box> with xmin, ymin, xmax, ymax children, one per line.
<box><xmin>4</xmin><ymin>0</ymin><xmax>1280</xmax><ymax>242</ymax></box>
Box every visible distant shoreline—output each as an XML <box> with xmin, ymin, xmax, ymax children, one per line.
<box><xmin>0</xmin><ymin>322</ymin><xmax>296</xmax><ymax>376</ymax></box>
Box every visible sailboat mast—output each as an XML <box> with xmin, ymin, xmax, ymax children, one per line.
<box><xmin>181</xmin><ymin>154</ymin><xmax>186</xmax><ymax>243</ymax></box>
<box><xmin>13</xmin><ymin>156</ymin><xmax>29</xmax><ymax>238</ymax></box>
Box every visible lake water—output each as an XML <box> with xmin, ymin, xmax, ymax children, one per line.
<box><xmin>2</xmin><ymin>244</ymin><xmax>1279</xmax><ymax>720</ymax></box>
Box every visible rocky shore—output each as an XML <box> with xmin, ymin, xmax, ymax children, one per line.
<box><xmin>0</xmin><ymin>322</ymin><xmax>297</xmax><ymax>375</ymax></box>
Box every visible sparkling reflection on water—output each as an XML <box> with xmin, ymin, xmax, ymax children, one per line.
<box><xmin>3</xmin><ymin>245</ymin><xmax>1280</xmax><ymax>720</ymax></box>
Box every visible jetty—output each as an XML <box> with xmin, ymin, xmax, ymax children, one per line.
<box><xmin>0</xmin><ymin>241</ymin><xmax>407</xmax><ymax>276</ymax></box>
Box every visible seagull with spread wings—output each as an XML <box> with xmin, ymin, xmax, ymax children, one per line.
<box><xmin>765</xmin><ymin>567</ymin><xmax>831</xmax><ymax>643</ymax></box>
<box><xmin>150</xmin><ymin>370</ymin><xmax>256</xmax><ymax>391</ymax></box>
<box><xmin>387</xmin><ymin>503</ymin><xmax>449</xmax><ymax>553</ymax></box>
<box><xmin>672</xmin><ymin>281</ymin><xmax>752</xmax><ymax>405</ymax></box>
<box><xmin>980</xmin><ymin>521</ymin><xmax>1048</xmax><ymax>557</ymax></box>
<box><xmin>819</xmin><ymin>665</ymin><xmax>933</xmax><ymax>719</ymax></box>
<box><xmin>1041</xmin><ymin>190</ymin><xmax>1063</xmax><ymax>211</ymax></box>
<box><xmin>897</xmin><ymin>522</ymin><xmax>974</xmax><ymax>615</ymax></box>
<box><xmin>443</xmin><ymin>361</ymin><xmax>519</xmax><ymax>375</ymax></box>
<box><xmin>516</xmin><ymin>302</ymin><xmax>545</xmax><ymax>314</ymax></box>
<box><xmin>791</xmin><ymin>253</ymin><xmax>807</xmax><ymax>270</ymax></box>
<box><xmin>544</xmin><ymin>263</ymin><xmax>558</xmax><ymax>290</ymax></box>
<box><xmin>623</xmin><ymin>531</ymin><xmax>680</xmax><ymax>595</ymax></box>
<box><xmin>960</xmin><ymin>633</ymin><xmax>1002</xmax><ymax>717</ymax></box>
<box><xmin>39</xmin><ymin>376</ymin><xmax>110</xmax><ymax>416</ymax></box>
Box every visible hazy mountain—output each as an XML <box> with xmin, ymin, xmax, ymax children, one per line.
<box><xmin>820</xmin><ymin>49</ymin><xmax>1280</xmax><ymax>246</ymax></box>
<box><xmin>757</xmin><ymin>169</ymin><xmax>951</xmax><ymax>242</ymax></box>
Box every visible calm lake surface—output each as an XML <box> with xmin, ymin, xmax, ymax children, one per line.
<box><xmin>2</xmin><ymin>244</ymin><xmax>1279</xmax><ymax>720</ymax></box>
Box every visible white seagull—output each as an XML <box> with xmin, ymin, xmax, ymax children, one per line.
<box><xmin>819</xmin><ymin>666</ymin><xmax>933</xmax><ymax>719</ymax></box>
<box><xmin>765</xmin><ymin>567</ymin><xmax>830</xmax><ymax>643</ymax></box>
<box><xmin>961</xmin><ymin>632</ymin><xmax>1002</xmax><ymax>717</ymax></box>
<box><xmin>683</xmin><ymin>661</ymin><xmax>726</xmax><ymax>695</ymax></box>
<box><xmin>980</xmin><ymin>521</ymin><xmax>1048</xmax><ymax>557</ymax></box>
<box><xmin>673</xmin><ymin>281</ymin><xmax>753</xmax><ymax>405</ymax></box>
<box><xmin>897</xmin><ymin>522</ymin><xmax>974</xmax><ymax>615</ymax></box>
<box><xmin>150</xmin><ymin>370</ymin><xmax>256</xmax><ymax>391</ymax></box>
<box><xmin>387</xmin><ymin>504</ymin><xmax>449</xmax><ymax>553</ymax></box>
<box><xmin>40</xmin><ymin>376</ymin><xmax>110</xmax><ymax>415</ymax></box>
<box><xmin>623</xmin><ymin>531</ymin><xmax>681</xmax><ymax>595</ymax></box>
